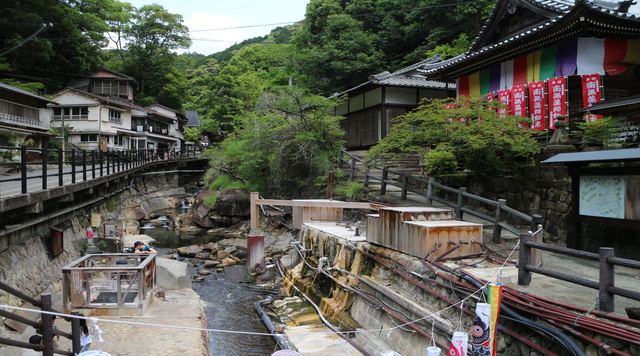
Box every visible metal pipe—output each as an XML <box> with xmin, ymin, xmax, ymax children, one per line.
<box><xmin>275</xmin><ymin>260</ymin><xmax>373</xmax><ymax>356</ymax></box>
<box><xmin>254</xmin><ymin>297</ymin><xmax>297</xmax><ymax>351</ymax></box>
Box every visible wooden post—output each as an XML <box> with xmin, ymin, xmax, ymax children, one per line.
<box><xmin>426</xmin><ymin>178</ymin><xmax>434</xmax><ymax>206</ymax></box>
<box><xmin>349</xmin><ymin>156</ymin><xmax>356</xmax><ymax>180</ymax></box>
<box><xmin>518</xmin><ymin>233</ymin><xmax>533</xmax><ymax>286</ymax></box>
<box><xmin>71</xmin><ymin>311</ymin><xmax>81</xmax><ymax>354</ymax></box>
<box><xmin>599</xmin><ymin>247</ymin><xmax>615</xmax><ymax>312</ymax></box>
<box><xmin>363</xmin><ymin>166</ymin><xmax>369</xmax><ymax>188</ymax></box>
<box><xmin>401</xmin><ymin>174</ymin><xmax>408</xmax><ymax>200</ymax></box>
<box><xmin>456</xmin><ymin>187</ymin><xmax>466</xmax><ymax>220</ymax></box>
<box><xmin>530</xmin><ymin>214</ymin><xmax>543</xmax><ymax>234</ymax></box>
<box><xmin>380</xmin><ymin>167</ymin><xmax>388</xmax><ymax>195</ymax></box>
<box><xmin>339</xmin><ymin>150</ymin><xmax>344</xmax><ymax>168</ymax></box>
<box><xmin>492</xmin><ymin>199</ymin><xmax>506</xmax><ymax>243</ymax></box>
<box><xmin>248</xmin><ymin>192</ymin><xmax>264</xmax><ymax>274</ymax></box>
<box><xmin>41</xmin><ymin>293</ymin><xmax>53</xmax><ymax>356</ymax></box>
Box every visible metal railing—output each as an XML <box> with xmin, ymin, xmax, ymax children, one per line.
<box><xmin>0</xmin><ymin>284</ymin><xmax>77</xmax><ymax>355</ymax></box>
<box><xmin>0</xmin><ymin>145</ymin><xmax>203</xmax><ymax>195</ymax></box>
<box><xmin>339</xmin><ymin>148</ymin><xmax>542</xmax><ymax>238</ymax></box>
<box><xmin>518</xmin><ymin>232</ymin><xmax>640</xmax><ymax>312</ymax></box>
<box><xmin>61</xmin><ymin>253</ymin><xmax>156</xmax><ymax>312</ymax></box>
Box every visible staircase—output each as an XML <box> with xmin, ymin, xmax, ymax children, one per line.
<box><xmin>341</xmin><ymin>150</ymin><xmax>425</xmax><ymax>200</ymax></box>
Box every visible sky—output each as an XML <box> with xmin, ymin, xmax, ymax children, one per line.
<box><xmin>125</xmin><ymin>1</ymin><xmax>310</xmax><ymax>55</ymax></box>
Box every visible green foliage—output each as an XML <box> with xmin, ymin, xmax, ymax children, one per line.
<box><xmin>576</xmin><ymin>116</ymin><xmax>626</xmax><ymax>149</ymax></box>
<box><xmin>204</xmin><ymin>193</ymin><xmax>219</xmax><ymax>207</ymax></box>
<box><xmin>368</xmin><ymin>97</ymin><xmax>541</xmax><ymax>176</ymax></box>
<box><xmin>209</xmin><ymin>87</ymin><xmax>345</xmax><ymax>198</ymax></box>
<box><xmin>424</xmin><ymin>144</ymin><xmax>458</xmax><ymax>176</ymax></box>
<box><xmin>0</xmin><ymin>0</ymin><xmax>109</xmax><ymax>91</ymax></box>
<box><xmin>184</xmin><ymin>126</ymin><xmax>199</xmax><ymax>142</ymax></box>
<box><xmin>97</xmin><ymin>240</ymin><xmax>108</xmax><ymax>250</ymax></box>
<box><xmin>334</xmin><ymin>181</ymin><xmax>364</xmax><ymax>201</ymax></box>
<box><xmin>209</xmin><ymin>174</ymin><xmax>246</xmax><ymax>191</ymax></box>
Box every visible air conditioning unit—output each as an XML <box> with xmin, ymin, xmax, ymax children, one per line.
<box><xmin>136</xmin><ymin>126</ymin><xmax>143</xmax><ymax>132</ymax></box>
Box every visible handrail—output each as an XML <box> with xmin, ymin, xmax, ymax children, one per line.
<box><xmin>0</xmin><ymin>145</ymin><xmax>204</xmax><ymax>196</ymax></box>
<box><xmin>0</xmin><ymin>287</ymin><xmax>79</xmax><ymax>355</ymax></box>
<box><xmin>339</xmin><ymin>148</ymin><xmax>542</xmax><ymax>239</ymax></box>
<box><xmin>518</xmin><ymin>235</ymin><xmax>640</xmax><ymax>312</ymax></box>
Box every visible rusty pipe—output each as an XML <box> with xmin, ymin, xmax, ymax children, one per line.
<box><xmin>432</xmin><ymin>240</ymin><xmax>461</xmax><ymax>262</ymax></box>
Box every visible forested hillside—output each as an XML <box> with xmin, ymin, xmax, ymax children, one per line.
<box><xmin>0</xmin><ymin>0</ymin><xmax>494</xmax><ymax>197</ymax></box>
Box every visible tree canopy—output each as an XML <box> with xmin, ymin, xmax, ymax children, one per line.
<box><xmin>367</xmin><ymin>97</ymin><xmax>542</xmax><ymax>176</ymax></box>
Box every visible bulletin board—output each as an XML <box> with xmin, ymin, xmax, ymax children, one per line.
<box><xmin>579</xmin><ymin>175</ymin><xmax>640</xmax><ymax>220</ymax></box>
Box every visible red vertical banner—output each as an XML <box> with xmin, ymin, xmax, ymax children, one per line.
<box><xmin>528</xmin><ymin>81</ymin><xmax>547</xmax><ymax>130</ymax></box>
<box><xmin>548</xmin><ymin>77</ymin><xmax>567</xmax><ymax>129</ymax></box>
<box><xmin>497</xmin><ymin>90</ymin><xmax>511</xmax><ymax>118</ymax></box>
<box><xmin>582</xmin><ymin>74</ymin><xmax>603</xmax><ymax>122</ymax></box>
<box><xmin>511</xmin><ymin>85</ymin><xmax>528</xmax><ymax>127</ymax></box>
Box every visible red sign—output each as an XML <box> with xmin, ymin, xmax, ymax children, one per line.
<box><xmin>497</xmin><ymin>90</ymin><xmax>511</xmax><ymax>118</ymax></box>
<box><xmin>582</xmin><ymin>74</ymin><xmax>603</xmax><ymax>122</ymax></box>
<box><xmin>511</xmin><ymin>85</ymin><xmax>528</xmax><ymax>127</ymax></box>
<box><xmin>547</xmin><ymin>77</ymin><xmax>567</xmax><ymax>129</ymax></box>
<box><xmin>528</xmin><ymin>81</ymin><xmax>547</xmax><ymax>130</ymax></box>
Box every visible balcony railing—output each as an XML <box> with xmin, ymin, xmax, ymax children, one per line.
<box><xmin>0</xmin><ymin>112</ymin><xmax>41</xmax><ymax>127</ymax></box>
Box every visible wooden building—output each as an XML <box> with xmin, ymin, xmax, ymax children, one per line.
<box><xmin>417</xmin><ymin>0</ymin><xmax>640</xmax><ymax>140</ymax></box>
<box><xmin>335</xmin><ymin>56</ymin><xmax>455</xmax><ymax>149</ymax></box>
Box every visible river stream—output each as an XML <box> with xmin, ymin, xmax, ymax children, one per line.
<box><xmin>141</xmin><ymin>217</ymin><xmax>281</xmax><ymax>356</ymax></box>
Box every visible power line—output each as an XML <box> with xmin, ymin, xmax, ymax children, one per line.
<box><xmin>189</xmin><ymin>0</ymin><xmax>486</xmax><ymax>33</ymax></box>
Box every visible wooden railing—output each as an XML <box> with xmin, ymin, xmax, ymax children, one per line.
<box><xmin>339</xmin><ymin>148</ymin><xmax>542</xmax><ymax>239</ymax></box>
<box><xmin>518</xmin><ymin>233</ymin><xmax>640</xmax><ymax>312</ymax></box>
<box><xmin>0</xmin><ymin>283</ymin><xmax>77</xmax><ymax>355</ymax></box>
<box><xmin>0</xmin><ymin>145</ymin><xmax>203</xmax><ymax>195</ymax></box>
<box><xmin>61</xmin><ymin>253</ymin><xmax>156</xmax><ymax>314</ymax></box>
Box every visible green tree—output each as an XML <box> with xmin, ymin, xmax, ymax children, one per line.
<box><xmin>0</xmin><ymin>0</ymin><xmax>110</xmax><ymax>91</ymax></box>
<box><xmin>210</xmin><ymin>87</ymin><xmax>345</xmax><ymax>197</ymax></box>
<box><xmin>121</xmin><ymin>4</ymin><xmax>191</xmax><ymax>109</ymax></box>
<box><xmin>367</xmin><ymin>97</ymin><xmax>541</xmax><ymax>176</ymax></box>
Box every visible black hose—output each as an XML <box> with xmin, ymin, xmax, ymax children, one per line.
<box><xmin>459</xmin><ymin>273</ymin><xmax>587</xmax><ymax>356</ymax></box>
<box><xmin>254</xmin><ymin>297</ymin><xmax>297</xmax><ymax>351</ymax></box>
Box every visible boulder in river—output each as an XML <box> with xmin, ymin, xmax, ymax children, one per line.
<box><xmin>177</xmin><ymin>245</ymin><xmax>202</xmax><ymax>257</ymax></box>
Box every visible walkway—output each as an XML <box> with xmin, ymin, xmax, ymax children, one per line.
<box><xmin>5</xmin><ymin>289</ymin><xmax>208</xmax><ymax>356</ymax></box>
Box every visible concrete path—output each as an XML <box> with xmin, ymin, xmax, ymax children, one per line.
<box><xmin>4</xmin><ymin>289</ymin><xmax>208</xmax><ymax>356</ymax></box>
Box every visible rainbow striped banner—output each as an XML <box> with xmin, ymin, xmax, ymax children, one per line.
<box><xmin>458</xmin><ymin>37</ymin><xmax>640</xmax><ymax>97</ymax></box>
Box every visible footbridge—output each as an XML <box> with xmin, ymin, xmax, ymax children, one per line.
<box><xmin>0</xmin><ymin>147</ymin><xmax>208</xmax><ymax>254</ymax></box>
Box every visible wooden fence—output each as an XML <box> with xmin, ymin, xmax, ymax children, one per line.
<box><xmin>0</xmin><ymin>284</ymin><xmax>77</xmax><ymax>355</ymax></box>
<box><xmin>339</xmin><ymin>148</ymin><xmax>542</xmax><ymax>240</ymax></box>
<box><xmin>518</xmin><ymin>233</ymin><xmax>640</xmax><ymax>312</ymax></box>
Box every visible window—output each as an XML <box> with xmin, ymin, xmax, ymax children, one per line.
<box><xmin>53</xmin><ymin>107</ymin><xmax>88</xmax><ymax>120</ymax></box>
<box><xmin>108</xmin><ymin>109</ymin><xmax>122</xmax><ymax>123</ymax></box>
<box><xmin>116</xmin><ymin>135</ymin><xmax>126</xmax><ymax>146</ymax></box>
<box><xmin>80</xmin><ymin>134</ymin><xmax>98</xmax><ymax>142</ymax></box>
<box><xmin>92</xmin><ymin>81</ymin><xmax>130</xmax><ymax>97</ymax></box>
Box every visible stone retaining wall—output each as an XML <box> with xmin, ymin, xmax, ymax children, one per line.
<box><xmin>0</xmin><ymin>218</ymin><xmax>85</xmax><ymax>340</ymax></box>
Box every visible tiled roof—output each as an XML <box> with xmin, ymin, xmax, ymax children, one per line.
<box><xmin>333</xmin><ymin>55</ymin><xmax>455</xmax><ymax>97</ymax></box>
<box><xmin>186</xmin><ymin>111</ymin><xmax>200</xmax><ymax>126</ymax></box>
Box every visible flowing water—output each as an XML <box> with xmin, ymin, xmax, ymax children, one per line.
<box><xmin>143</xmin><ymin>210</ymin><xmax>281</xmax><ymax>356</ymax></box>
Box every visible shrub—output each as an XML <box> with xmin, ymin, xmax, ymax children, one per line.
<box><xmin>576</xmin><ymin>116</ymin><xmax>625</xmax><ymax>149</ymax></box>
<box><xmin>334</xmin><ymin>181</ymin><xmax>364</xmax><ymax>201</ymax></box>
<box><xmin>424</xmin><ymin>144</ymin><xmax>458</xmax><ymax>176</ymax></box>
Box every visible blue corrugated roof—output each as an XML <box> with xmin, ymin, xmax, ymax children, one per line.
<box><xmin>542</xmin><ymin>148</ymin><xmax>640</xmax><ymax>164</ymax></box>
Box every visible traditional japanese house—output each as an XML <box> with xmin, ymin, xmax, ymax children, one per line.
<box><xmin>335</xmin><ymin>56</ymin><xmax>455</xmax><ymax>149</ymax></box>
<box><xmin>418</xmin><ymin>0</ymin><xmax>640</xmax><ymax>144</ymax></box>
